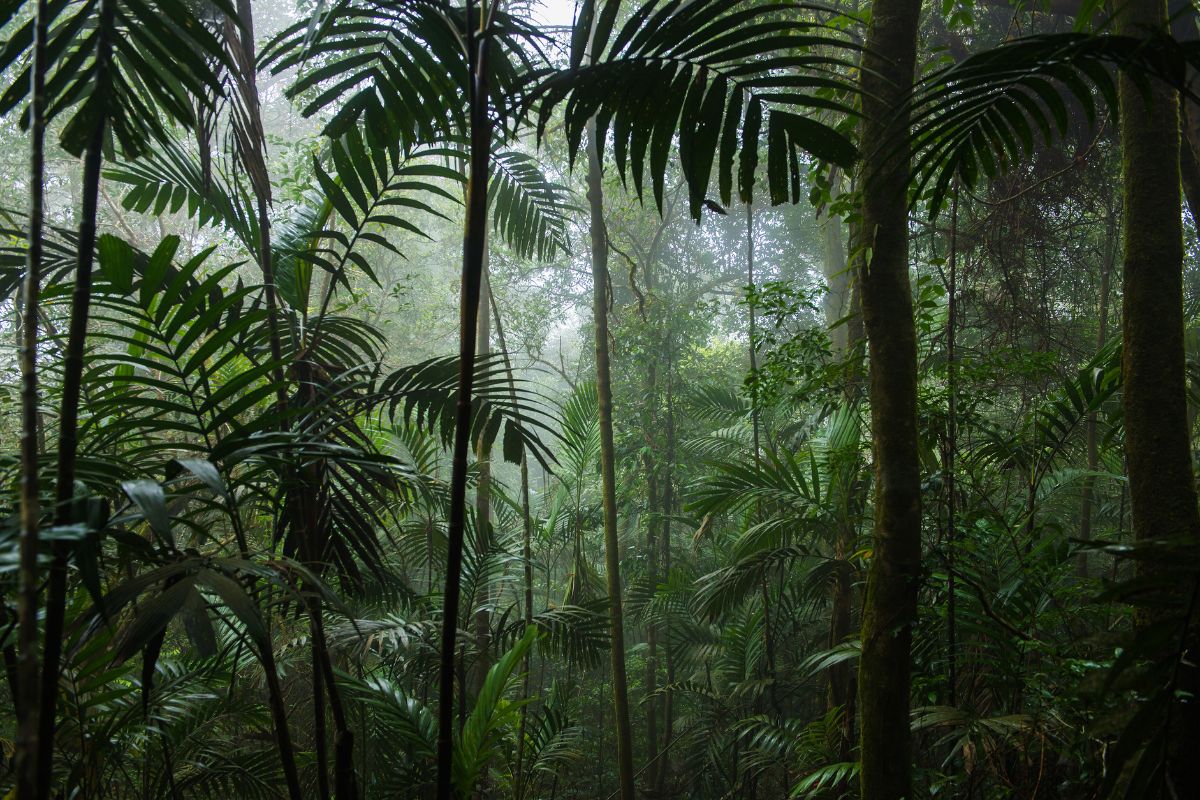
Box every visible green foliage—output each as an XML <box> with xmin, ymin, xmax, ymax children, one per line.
<box><xmin>528</xmin><ymin>0</ymin><xmax>859</xmax><ymax>219</ymax></box>
<box><xmin>911</xmin><ymin>32</ymin><xmax>1200</xmax><ymax>212</ymax></box>
<box><xmin>0</xmin><ymin>0</ymin><xmax>235</xmax><ymax>156</ymax></box>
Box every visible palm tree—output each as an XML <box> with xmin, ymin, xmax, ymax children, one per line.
<box><xmin>0</xmin><ymin>1</ymin><xmax>237</xmax><ymax>794</ymax></box>
<box><xmin>13</xmin><ymin>0</ymin><xmax>50</xmax><ymax>796</ymax></box>
<box><xmin>585</xmin><ymin>114</ymin><xmax>637</xmax><ymax>800</ymax></box>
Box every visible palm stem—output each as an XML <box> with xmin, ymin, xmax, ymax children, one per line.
<box><xmin>587</xmin><ymin>117</ymin><xmax>636</xmax><ymax>800</ymax></box>
<box><xmin>15</xmin><ymin>0</ymin><xmax>50</xmax><ymax>795</ymax></box>
<box><xmin>37</xmin><ymin>2</ymin><xmax>116</xmax><ymax>793</ymax></box>
<box><xmin>437</xmin><ymin>2</ymin><xmax>493</xmax><ymax>795</ymax></box>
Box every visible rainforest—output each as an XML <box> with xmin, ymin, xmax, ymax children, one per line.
<box><xmin>1</xmin><ymin>0</ymin><xmax>1199</xmax><ymax>798</ymax></box>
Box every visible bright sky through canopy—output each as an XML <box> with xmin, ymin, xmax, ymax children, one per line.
<box><xmin>532</xmin><ymin>0</ymin><xmax>579</xmax><ymax>27</ymax></box>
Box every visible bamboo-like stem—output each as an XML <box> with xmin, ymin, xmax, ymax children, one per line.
<box><xmin>490</xmin><ymin>292</ymin><xmax>536</xmax><ymax>797</ymax></box>
<box><xmin>945</xmin><ymin>184</ymin><xmax>958</xmax><ymax>707</ymax></box>
<box><xmin>37</xmin><ymin>4</ymin><xmax>116</xmax><ymax>795</ymax></box>
<box><xmin>15</xmin><ymin>0</ymin><xmax>50</xmax><ymax>796</ymax></box>
<box><xmin>437</xmin><ymin>1</ymin><xmax>494</xmax><ymax>795</ymax></box>
<box><xmin>1076</xmin><ymin>203</ymin><xmax>1115</xmax><ymax>578</ymax></box>
<box><xmin>587</xmin><ymin>118</ymin><xmax>636</xmax><ymax>800</ymax></box>
<box><xmin>473</xmin><ymin>265</ymin><xmax>493</xmax><ymax>705</ymax></box>
<box><xmin>745</xmin><ymin>203</ymin><xmax>780</xmax><ymax>718</ymax></box>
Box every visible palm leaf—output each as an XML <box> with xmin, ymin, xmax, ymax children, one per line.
<box><xmin>527</xmin><ymin>0</ymin><xmax>859</xmax><ymax>219</ymax></box>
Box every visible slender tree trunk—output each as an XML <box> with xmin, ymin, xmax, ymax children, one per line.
<box><xmin>639</xmin><ymin>258</ymin><xmax>661</xmax><ymax>791</ymax></box>
<box><xmin>473</xmin><ymin>264</ymin><xmax>493</xmax><ymax>705</ymax></box>
<box><xmin>437</xmin><ymin>5</ymin><xmax>493</xmax><ymax>796</ymax></box>
<box><xmin>746</xmin><ymin>203</ymin><xmax>780</xmax><ymax>718</ymax></box>
<box><xmin>1118</xmin><ymin>0</ymin><xmax>1200</xmax><ymax>793</ymax></box>
<box><xmin>36</xmin><ymin>4</ymin><xmax>117</xmax><ymax>795</ymax></box>
<box><xmin>1076</xmin><ymin>206</ymin><xmax>1115</xmax><ymax>578</ymax></box>
<box><xmin>944</xmin><ymin>187</ymin><xmax>959</xmax><ymax>708</ymax></box>
<box><xmin>819</xmin><ymin>175</ymin><xmax>861</xmax><ymax>755</ymax></box>
<box><xmin>470</xmin><ymin>262</ymin><xmax>493</xmax><ymax>800</ymax></box>
<box><xmin>821</xmin><ymin>177</ymin><xmax>852</xmax><ymax>354</ymax></box>
<box><xmin>223</xmin><ymin>6</ymin><xmax>310</xmax><ymax>795</ymax></box>
<box><xmin>835</xmin><ymin>214</ymin><xmax>866</xmax><ymax>756</ymax></box>
<box><xmin>642</xmin><ymin>420</ymin><xmax>660</xmax><ymax>791</ymax></box>
<box><xmin>15</xmin><ymin>2</ymin><xmax>50</xmax><ymax>796</ymax></box>
<box><xmin>586</xmin><ymin>118</ymin><xmax>637</xmax><ymax>800</ymax></box>
<box><xmin>855</xmin><ymin>0</ymin><xmax>923</xmax><ymax>797</ymax></box>
<box><xmin>312</xmin><ymin>624</ymin><xmax>332</xmax><ymax>800</ymax></box>
<box><xmin>312</xmin><ymin>607</ymin><xmax>356</xmax><ymax>799</ymax></box>
<box><xmin>490</xmin><ymin>295</ymin><xmax>535</xmax><ymax>799</ymax></box>
<box><xmin>654</xmin><ymin>337</ymin><xmax>677</xmax><ymax>799</ymax></box>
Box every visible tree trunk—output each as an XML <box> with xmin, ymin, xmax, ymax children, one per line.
<box><xmin>944</xmin><ymin>187</ymin><xmax>960</xmax><ymax>708</ymax></box>
<box><xmin>642</xmin><ymin>407</ymin><xmax>660</xmax><ymax>791</ymax></box>
<box><xmin>224</xmin><ymin>5</ymin><xmax>314</xmax><ymax>795</ymax></box>
<box><xmin>437</xmin><ymin>6</ymin><xmax>494</xmax><ymax>797</ymax></box>
<box><xmin>820</xmin><ymin>179</ymin><xmax>861</xmax><ymax>756</ymax></box>
<box><xmin>1119</xmin><ymin>0</ymin><xmax>1200</xmax><ymax>580</ymax></box>
<box><xmin>471</xmin><ymin>260</ymin><xmax>493</xmax><ymax>800</ymax></box>
<box><xmin>821</xmin><ymin>177</ymin><xmax>852</xmax><ymax>355</ymax></box>
<box><xmin>1118</xmin><ymin>0</ymin><xmax>1200</xmax><ymax>793</ymax></box>
<box><xmin>587</xmin><ymin>118</ymin><xmax>637</xmax><ymax>800</ymax></box>
<box><xmin>654</xmin><ymin>336</ymin><xmax>677</xmax><ymax>799</ymax></box>
<box><xmin>1076</xmin><ymin>204</ymin><xmax>1115</xmax><ymax>578</ymax></box>
<box><xmin>746</xmin><ymin>203</ymin><xmax>781</xmax><ymax>718</ymax></box>
<box><xmin>15</xmin><ymin>2</ymin><xmax>49</xmax><ymax>796</ymax></box>
<box><xmin>36</xmin><ymin>4</ymin><xmax>116</xmax><ymax>795</ymax></box>
<box><xmin>473</xmin><ymin>262</ymin><xmax>493</xmax><ymax>705</ymax></box>
<box><xmin>490</xmin><ymin>294</ymin><xmax>536</xmax><ymax>799</ymax></box>
<box><xmin>855</xmin><ymin>0</ymin><xmax>923</xmax><ymax>797</ymax></box>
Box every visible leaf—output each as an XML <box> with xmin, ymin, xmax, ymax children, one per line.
<box><xmin>454</xmin><ymin>626</ymin><xmax>539</xmax><ymax>796</ymax></box>
<box><xmin>196</xmin><ymin>570</ymin><xmax>270</xmax><ymax>653</ymax></box>
<box><xmin>113</xmin><ymin>575</ymin><xmax>196</xmax><ymax>663</ymax></box>
<box><xmin>527</xmin><ymin>0</ymin><xmax>859</xmax><ymax>219</ymax></box>
<box><xmin>98</xmin><ymin>234</ymin><xmax>134</xmax><ymax>292</ymax></box>
<box><xmin>122</xmin><ymin>479</ymin><xmax>173</xmax><ymax>546</ymax></box>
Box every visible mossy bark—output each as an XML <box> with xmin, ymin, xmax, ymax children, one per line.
<box><xmin>855</xmin><ymin>0</ymin><xmax>923</xmax><ymax>797</ymax></box>
<box><xmin>1118</xmin><ymin>0</ymin><xmax>1200</xmax><ymax>572</ymax></box>
<box><xmin>1118</xmin><ymin>0</ymin><xmax>1200</xmax><ymax>793</ymax></box>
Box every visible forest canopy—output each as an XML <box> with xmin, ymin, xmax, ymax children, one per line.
<box><xmin>2</xmin><ymin>0</ymin><xmax>1200</xmax><ymax>798</ymax></box>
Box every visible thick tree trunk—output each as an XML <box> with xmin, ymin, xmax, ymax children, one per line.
<box><xmin>15</xmin><ymin>2</ymin><xmax>49</xmax><ymax>797</ymax></box>
<box><xmin>587</xmin><ymin>119</ymin><xmax>637</xmax><ymax>800</ymax></box>
<box><xmin>1119</xmin><ymin>0</ymin><xmax>1200</xmax><ymax>793</ymax></box>
<box><xmin>1119</xmin><ymin>0</ymin><xmax>1200</xmax><ymax>579</ymax></box>
<box><xmin>855</xmin><ymin>0</ymin><xmax>923</xmax><ymax>797</ymax></box>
